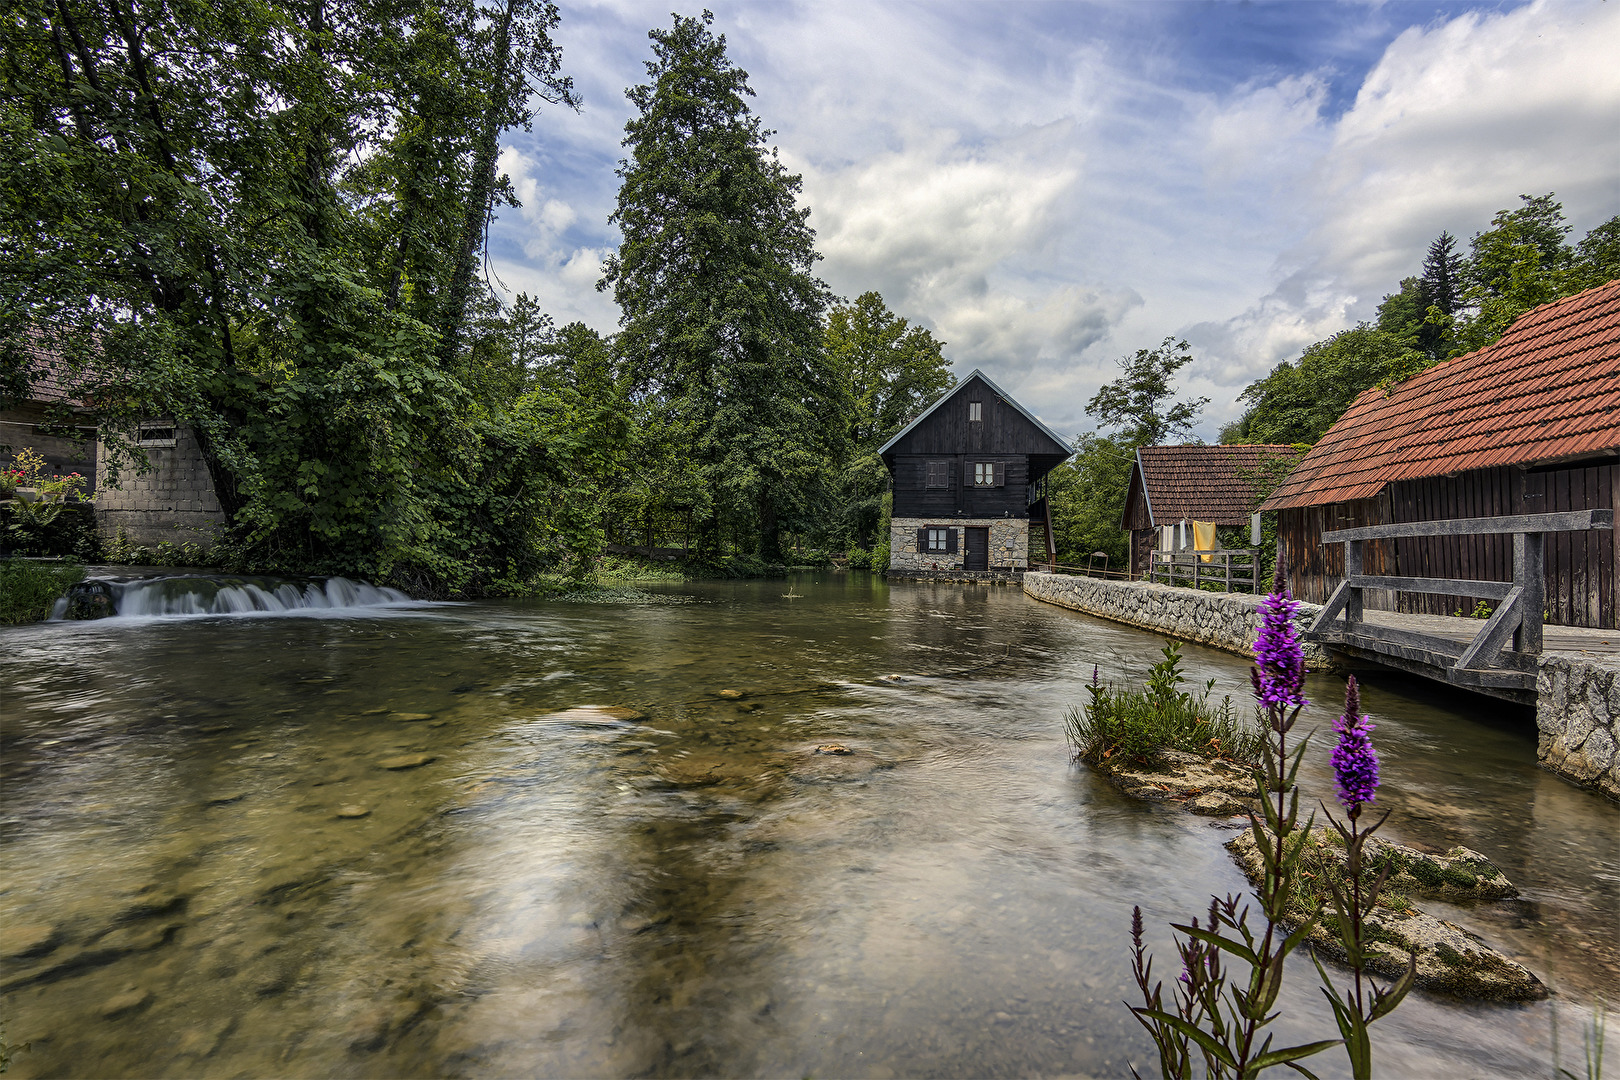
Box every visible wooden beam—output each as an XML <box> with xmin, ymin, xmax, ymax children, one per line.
<box><xmin>1346</xmin><ymin>574</ymin><xmax>1515</xmax><ymax>599</ymax></box>
<box><xmin>1322</xmin><ymin>509</ymin><xmax>1612</xmax><ymax>543</ymax></box>
<box><xmin>1308</xmin><ymin>580</ymin><xmax>1355</xmax><ymax>634</ymax></box>
<box><xmin>1455</xmin><ymin>587</ymin><xmax>1524</xmax><ymax>670</ymax></box>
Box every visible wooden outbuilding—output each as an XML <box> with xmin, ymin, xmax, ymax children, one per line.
<box><xmin>1259</xmin><ymin>279</ymin><xmax>1620</xmax><ymax>629</ymax></box>
<box><xmin>1121</xmin><ymin>444</ymin><xmax>1301</xmax><ymax>577</ymax></box>
<box><xmin>881</xmin><ymin>370</ymin><xmax>1071</xmax><ymax>574</ymax></box>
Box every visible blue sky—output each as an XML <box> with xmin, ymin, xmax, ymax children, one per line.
<box><xmin>487</xmin><ymin>0</ymin><xmax>1620</xmax><ymax>440</ymax></box>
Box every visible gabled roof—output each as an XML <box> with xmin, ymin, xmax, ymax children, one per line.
<box><xmin>1126</xmin><ymin>444</ymin><xmax>1303</xmax><ymax>528</ymax></box>
<box><xmin>1260</xmin><ymin>279</ymin><xmax>1620</xmax><ymax>511</ymax></box>
<box><xmin>876</xmin><ymin>368</ymin><xmax>1071</xmax><ymax>457</ymax></box>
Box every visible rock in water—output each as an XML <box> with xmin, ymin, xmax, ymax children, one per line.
<box><xmin>61</xmin><ymin>579</ymin><xmax>117</xmax><ymax>620</ymax></box>
<box><xmin>716</xmin><ymin>689</ymin><xmax>745</xmax><ymax>699</ymax></box>
<box><xmin>1225</xmin><ymin>829</ymin><xmax>1545</xmax><ymax>1001</ymax></box>
<box><xmin>335</xmin><ymin>805</ymin><xmax>370</xmax><ymax>818</ymax></box>
<box><xmin>0</xmin><ymin>923</ymin><xmax>58</xmax><ymax>958</ymax></box>
<box><xmin>99</xmin><ymin>987</ymin><xmax>153</xmax><ymax>1018</ymax></box>
<box><xmin>378</xmin><ymin>754</ymin><xmax>435</xmax><ymax>771</ymax></box>
<box><xmin>388</xmin><ymin>712</ymin><xmax>433</xmax><ymax>722</ymax></box>
<box><xmin>815</xmin><ymin>743</ymin><xmax>854</xmax><ymax>755</ymax></box>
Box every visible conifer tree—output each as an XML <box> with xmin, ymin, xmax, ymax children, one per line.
<box><xmin>600</xmin><ymin>11</ymin><xmax>845</xmax><ymax>562</ymax></box>
<box><xmin>1420</xmin><ymin>231</ymin><xmax>1464</xmax><ymax>317</ymax></box>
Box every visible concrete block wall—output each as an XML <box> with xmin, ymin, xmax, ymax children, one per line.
<box><xmin>96</xmin><ymin>425</ymin><xmax>226</xmax><ymax>548</ymax></box>
<box><xmin>1536</xmin><ymin>657</ymin><xmax>1620</xmax><ymax>801</ymax></box>
<box><xmin>1022</xmin><ymin>570</ymin><xmax>1332</xmax><ymax>668</ymax></box>
<box><xmin>889</xmin><ymin>517</ymin><xmax>1029</xmax><ymax>573</ymax></box>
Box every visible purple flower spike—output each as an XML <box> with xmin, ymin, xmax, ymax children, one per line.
<box><xmin>1252</xmin><ymin>586</ymin><xmax>1307</xmax><ymax>710</ymax></box>
<box><xmin>1331</xmin><ymin>675</ymin><xmax>1379</xmax><ymax>811</ymax></box>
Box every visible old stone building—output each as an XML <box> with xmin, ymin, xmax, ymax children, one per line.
<box><xmin>880</xmin><ymin>370</ymin><xmax>1071</xmax><ymax>577</ymax></box>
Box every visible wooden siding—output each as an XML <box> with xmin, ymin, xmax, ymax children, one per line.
<box><xmin>1279</xmin><ymin>460</ymin><xmax>1617</xmax><ymax>629</ymax></box>
<box><xmin>885</xmin><ymin>374</ymin><xmax>1069</xmax><ymax>457</ymax></box>
<box><xmin>891</xmin><ymin>454</ymin><xmax>1031</xmax><ymax>519</ymax></box>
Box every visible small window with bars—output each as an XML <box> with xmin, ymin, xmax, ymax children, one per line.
<box><xmin>136</xmin><ymin>422</ymin><xmax>177</xmax><ymax>447</ymax></box>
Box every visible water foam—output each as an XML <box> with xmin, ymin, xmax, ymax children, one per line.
<box><xmin>50</xmin><ymin>574</ymin><xmax>413</xmax><ymax>620</ymax></box>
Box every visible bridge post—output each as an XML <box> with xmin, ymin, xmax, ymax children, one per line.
<box><xmin>1344</xmin><ymin>538</ymin><xmax>1364</xmax><ymax>626</ymax></box>
<box><xmin>1513</xmin><ymin>532</ymin><xmax>1545</xmax><ymax>654</ymax></box>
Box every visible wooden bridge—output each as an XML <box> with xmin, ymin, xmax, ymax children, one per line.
<box><xmin>1306</xmin><ymin>509</ymin><xmax>1616</xmax><ymax>704</ymax></box>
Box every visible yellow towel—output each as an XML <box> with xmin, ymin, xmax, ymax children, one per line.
<box><xmin>1193</xmin><ymin>520</ymin><xmax>1217</xmax><ymax>562</ymax></box>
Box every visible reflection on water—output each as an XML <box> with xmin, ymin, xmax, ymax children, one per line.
<box><xmin>1</xmin><ymin>576</ymin><xmax>1614</xmax><ymax>1078</ymax></box>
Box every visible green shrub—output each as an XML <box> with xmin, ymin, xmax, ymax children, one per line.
<box><xmin>0</xmin><ymin>559</ymin><xmax>86</xmax><ymax>624</ymax></box>
<box><xmin>1065</xmin><ymin>641</ymin><xmax>1264</xmax><ymax>765</ymax></box>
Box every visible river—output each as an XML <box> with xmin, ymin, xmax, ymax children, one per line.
<box><xmin>1</xmin><ymin>574</ymin><xmax>1614</xmax><ymax>1078</ymax></box>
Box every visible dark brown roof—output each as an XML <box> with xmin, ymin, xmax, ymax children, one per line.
<box><xmin>1126</xmin><ymin>444</ymin><xmax>1304</xmax><ymax>527</ymax></box>
<box><xmin>1260</xmin><ymin>279</ymin><xmax>1620</xmax><ymax>511</ymax></box>
<box><xmin>5</xmin><ymin>329</ymin><xmax>95</xmax><ymax>407</ymax></box>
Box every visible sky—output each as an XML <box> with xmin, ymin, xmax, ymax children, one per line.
<box><xmin>486</xmin><ymin>0</ymin><xmax>1620</xmax><ymax>442</ymax></box>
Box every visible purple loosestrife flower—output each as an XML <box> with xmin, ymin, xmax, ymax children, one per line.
<box><xmin>1252</xmin><ymin>587</ymin><xmax>1307</xmax><ymax>710</ymax></box>
<box><xmin>1330</xmin><ymin>676</ymin><xmax>1379</xmax><ymax>811</ymax></box>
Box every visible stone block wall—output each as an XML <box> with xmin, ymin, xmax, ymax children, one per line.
<box><xmin>888</xmin><ymin>517</ymin><xmax>1029</xmax><ymax>573</ymax></box>
<box><xmin>1535</xmin><ymin>657</ymin><xmax>1620</xmax><ymax>801</ymax></box>
<box><xmin>96</xmin><ymin>425</ymin><xmax>226</xmax><ymax>549</ymax></box>
<box><xmin>1022</xmin><ymin>570</ymin><xmax>1332</xmax><ymax>668</ymax></box>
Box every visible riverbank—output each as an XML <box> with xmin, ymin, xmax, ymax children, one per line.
<box><xmin>1022</xmin><ymin>570</ymin><xmax>1335</xmax><ymax>669</ymax></box>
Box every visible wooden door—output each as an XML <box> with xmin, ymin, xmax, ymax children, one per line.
<box><xmin>964</xmin><ymin>527</ymin><xmax>989</xmax><ymax>571</ymax></box>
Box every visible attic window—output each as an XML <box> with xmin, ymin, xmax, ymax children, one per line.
<box><xmin>136</xmin><ymin>423</ymin><xmax>177</xmax><ymax>447</ymax></box>
<box><xmin>968</xmin><ymin>401</ymin><xmax>982</xmax><ymax>422</ymax></box>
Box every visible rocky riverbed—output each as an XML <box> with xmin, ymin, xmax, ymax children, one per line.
<box><xmin>1088</xmin><ymin>749</ymin><xmax>1547</xmax><ymax>1001</ymax></box>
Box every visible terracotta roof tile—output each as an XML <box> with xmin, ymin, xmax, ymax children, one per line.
<box><xmin>1129</xmin><ymin>444</ymin><xmax>1304</xmax><ymax>526</ymax></box>
<box><xmin>1260</xmin><ymin>280</ymin><xmax>1620</xmax><ymax>511</ymax></box>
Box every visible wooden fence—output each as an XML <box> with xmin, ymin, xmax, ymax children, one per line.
<box><xmin>1147</xmin><ymin>550</ymin><xmax>1259</xmax><ymax>593</ymax></box>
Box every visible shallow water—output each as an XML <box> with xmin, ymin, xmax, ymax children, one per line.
<box><xmin>1</xmin><ymin>575</ymin><xmax>1614</xmax><ymax>1078</ymax></box>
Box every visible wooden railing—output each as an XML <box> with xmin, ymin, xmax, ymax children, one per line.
<box><xmin>1148</xmin><ymin>549</ymin><xmax>1259</xmax><ymax>593</ymax></box>
<box><xmin>1310</xmin><ymin>509</ymin><xmax>1614</xmax><ymax>671</ymax></box>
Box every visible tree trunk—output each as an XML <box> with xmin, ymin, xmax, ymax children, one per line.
<box><xmin>439</xmin><ymin>0</ymin><xmax>516</xmax><ymax>367</ymax></box>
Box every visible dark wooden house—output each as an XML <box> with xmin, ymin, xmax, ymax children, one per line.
<box><xmin>1121</xmin><ymin>444</ymin><xmax>1301</xmax><ymax>577</ymax></box>
<box><xmin>1259</xmin><ymin>279</ymin><xmax>1620</xmax><ymax>628</ymax></box>
<box><xmin>880</xmin><ymin>369</ymin><xmax>1071</xmax><ymax>574</ymax></box>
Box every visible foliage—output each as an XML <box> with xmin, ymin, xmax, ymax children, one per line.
<box><xmin>1065</xmin><ymin>642</ymin><xmax>1262</xmax><ymax>766</ymax></box>
<box><xmin>1088</xmin><ymin>337</ymin><xmax>1208</xmax><ymax>448</ymax></box>
<box><xmin>1</xmin><ymin>0</ymin><xmax>611</xmax><ymax>595</ymax></box>
<box><xmin>1125</xmin><ymin>584</ymin><xmax>1413</xmax><ymax>1080</ymax></box>
<box><xmin>1225</xmin><ymin>196</ymin><xmax>1618</xmax><ymax>449</ymax></box>
<box><xmin>824</xmin><ymin>291</ymin><xmax>953</xmax><ymax>551</ymax></box>
<box><xmin>0</xmin><ymin>558</ymin><xmax>85</xmax><ymax>624</ymax></box>
<box><xmin>600</xmin><ymin>11</ymin><xmax>847</xmax><ymax>564</ymax></box>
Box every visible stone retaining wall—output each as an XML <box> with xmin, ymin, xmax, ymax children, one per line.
<box><xmin>1022</xmin><ymin>570</ymin><xmax>1332</xmax><ymax>668</ymax></box>
<box><xmin>1536</xmin><ymin>656</ymin><xmax>1620</xmax><ymax>801</ymax></box>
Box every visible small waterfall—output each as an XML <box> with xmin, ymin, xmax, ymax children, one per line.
<box><xmin>50</xmin><ymin>574</ymin><xmax>413</xmax><ymax>620</ymax></box>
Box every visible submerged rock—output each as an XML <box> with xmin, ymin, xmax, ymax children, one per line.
<box><xmin>0</xmin><ymin>923</ymin><xmax>58</xmax><ymax>959</ymax></box>
<box><xmin>815</xmin><ymin>743</ymin><xmax>854</xmax><ymax>755</ymax></box>
<box><xmin>1226</xmin><ymin>830</ymin><xmax>1545</xmax><ymax>1002</ymax></box>
<box><xmin>99</xmin><ymin>987</ymin><xmax>153</xmax><ymax>1018</ymax></box>
<box><xmin>335</xmin><ymin>805</ymin><xmax>371</xmax><ymax>818</ymax></box>
<box><xmin>539</xmin><ymin>705</ymin><xmax>646</xmax><ymax>725</ymax></box>
<box><xmin>716</xmin><ymin>689</ymin><xmax>745</xmax><ymax>699</ymax></box>
<box><xmin>388</xmin><ymin>712</ymin><xmax>433</xmax><ymax>723</ymax></box>
<box><xmin>60</xmin><ymin>579</ymin><xmax>117</xmax><ymax>620</ymax></box>
<box><xmin>378</xmin><ymin>753</ymin><xmax>436</xmax><ymax>770</ymax></box>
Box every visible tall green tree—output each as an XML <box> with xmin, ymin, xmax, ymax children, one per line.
<box><xmin>2</xmin><ymin>0</ymin><xmax>598</xmax><ymax>591</ymax></box>
<box><xmin>823</xmin><ymin>291</ymin><xmax>953</xmax><ymax>550</ymax></box>
<box><xmin>1085</xmin><ymin>337</ymin><xmax>1208</xmax><ymax>447</ymax></box>
<box><xmin>599</xmin><ymin>11</ymin><xmax>846</xmax><ymax>563</ymax></box>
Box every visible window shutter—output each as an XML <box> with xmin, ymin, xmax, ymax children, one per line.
<box><xmin>994</xmin><ymin>461</ymin><xmax>1006</xmax><ymax>487</ymax></box>
<box><xmin>946</xmin><ymin>529</ymin><xmax>958</xmax><ymax>554</ymax></box>
<box><xmin>917</xmin><ymin>528</ymin><xmax>928</xmax><ymax>551</ymax></box>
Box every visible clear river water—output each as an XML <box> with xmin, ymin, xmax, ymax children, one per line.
<box><xmin>1</xmin><ymin>574</ymin><xmax>1615</xmax><ymax>1078</ymax></box>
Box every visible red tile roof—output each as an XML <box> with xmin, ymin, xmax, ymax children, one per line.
<box><xmin>1128</xmin><ymin>444</ymin><xmax>1305</xmax><ymax>526</ymax></box>
<box><xmin>1260</xmin><ymin>280</ymin><xmax>1620</xmax><ymax>511</ymax></box>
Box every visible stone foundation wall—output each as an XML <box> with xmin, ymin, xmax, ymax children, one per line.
<box><xmin>96</xmin><ymin>426</ymin><xmax>225</xmax><ymax>549</ymax></box>
<box><xmin>1022</xmin><ymin>570</ymin><xmax>1332</xmax><ymax>668</ymax></box>
<box><xmin>1535</xmin><ymin>657</ymin><xmax>1620</xmax><ymax>801</ymax></box>
<box><xmin>888</xmin><ymin>517</ymin><xmax>1029</xmax><ymax>573</ymax></box>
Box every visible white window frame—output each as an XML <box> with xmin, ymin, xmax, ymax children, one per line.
<box><xmin>926</xmin><ymin>528</ymin><xmax>949</xmax><ymax>552</ymax></box>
